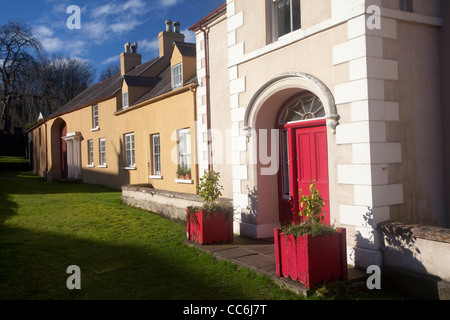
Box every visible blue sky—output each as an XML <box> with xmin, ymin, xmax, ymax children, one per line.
<box><xmin>0</xmin><ymin>0</ymin><xmax>224</xmax><ymax>77</ymax></box>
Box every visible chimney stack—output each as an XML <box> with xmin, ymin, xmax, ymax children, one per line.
<box><xmin>158</xmin><ymin>20</ymin><xmax>185</xmax><ymax>58</ymax></box>
<box><xmin>120</xmin><ymin>41</ymin><xmax>142</xmax><ymax>75</ymax></box>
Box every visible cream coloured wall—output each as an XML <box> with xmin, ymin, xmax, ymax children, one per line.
<box><xmin>32</xmin><ymin>86</ymin><xmax>198</xmax><ymax>193</ymax></box>
<box><xmin>208</xmin><ymin>16</ymin><xmax>233</xmax><ymax>199</ymax></box>
<box><xmin>199</xmin><ymin>0</ymin><xmax>447</xmax><ymax>270</ymax></box>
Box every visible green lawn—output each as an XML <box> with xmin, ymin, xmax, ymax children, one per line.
<box><xmin>0</xmin><ymin>158</ymin><xmax>306</xmax><ymax>300</ymax></box>
<box><xmin>0</xmin><ymin>157</ymin><xmax>406</xmax><ymax>301</ymax></box>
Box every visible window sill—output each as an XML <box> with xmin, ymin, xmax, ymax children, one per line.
<box><xmin>122</xmin><ymin>166</ymin><xmax>136</xmax><ymax>170</ymax></box>
<box><xmin>149</xmin><ymin>175</ymin><xmax>163</xmax><ymax>180</ymax></box>
<box><xmin>175</xmin><ymin>179</ymin><xmax>193</xmax><ymax>184</ymax></box>
<box><xmin>90</xmin><ymin>127</ymin><xmax>100</xmax><ymax>132</ymax></box>
<box><xmin>99</xmin><ymin>164</ymin><xmax>108</xmax><ymax>168</ymax></box>
<box><xmin>87</xmin><ymin>164</ymin><xmax>95</xmax><ymax>168</ymax></box>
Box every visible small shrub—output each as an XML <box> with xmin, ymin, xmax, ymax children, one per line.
<box><xmin>187</xmin><ymin>170</ymin><xmax>233</xmax><ymax>224</ymax></box>
<box><xmin>282</xmin><ymin>180</ymin><xmax>337</xmax><ymax>237</ymax></box>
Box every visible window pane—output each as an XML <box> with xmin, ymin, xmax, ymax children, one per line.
<box><xmin>100</xmin><ymin>139</ymin><xmax>106</xmax><ymax>165</ymax></box>
<box><xmin>178</xmin><ymin>129</ymin><xmax>191</xmax><ymax>170</ymax></box>
<box><xmin>93</xmin><ymin>105</ymin><xmax>99</xmax><ymax>128</ymax></box>
<box><xmin>172</xmin><ymin>64</ymin><xmax>182</xmax><ymax>89</ymax></box>
<box><xmin>279</xmin><ymin>94</ymin><xmax>325</xmax><ymax>124</ymax></box>
<box><xmin>277</xmin><ymin>0</ymin><xmax>291</xmax><ymax>38</ymax></box>
<box><xmin>292</xmin><ymin>0</ymin><xmax>301</xmax><ymax>31</ymax></box>
<box><xmin>125</xmin><ymin>134</ymin><xmax>135</xmax><ymax>167</ymax></box>
<box><xmin>123</xmin><ymin>91</ymin><xmax>129</xmax><ymax>108</ymax></box>
<box><xmin>88</xmin><ymin>140</ymin><xmax>94</xmax><ymax>165</ymax></box>
<box><xmin>280</xmin><ymin>130</ymin><xmax>290</xmax><ymax>198</ymax></box>
<box><xmin>152</xmin><ymin>134</ymin><xmax>161</xmax><ymax>175</ymax></box>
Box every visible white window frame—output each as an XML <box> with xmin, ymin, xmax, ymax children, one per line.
<box><xmin>123</xmin><ymin>91</ymin><xmax>129</xmax><ymax>109</ymax></box>
<box><xmin>177</xmin><ymin>128</ymin><xmax>191</xmax><ymax>170</ymax></box>
<box><xmin>124</xmin><ymin>133</ymin><xmax>135</xmax><ymax>169</ymax></box>
<box><xmin>91</xmin><ymin>104</ymin><xmax>99</xmax><ymax>130</ymax></box>
<box><xmin>87</xmin><ymin>139</ymin><xmax>94</xmax><ymax>167</ymax></box>
<box><xmin>99</xmin><ymin>138</ymin><xmax>106</xmax><ymax>167</ymax></box>
<box><xmin>151</xmin><ymin>134</ymin><xmax>161</xmax><ymax>177</ymax></box>
<box><xmin>271</xmin><ymin>0</ymin><xmax>301</xmax><ymax>41</ymax></box>
<box><xmin>172</xmin><ymin>63</ymin><xmax>183</xmax><ymax>89</ymax></box>
<box><xmin>175</xmin><ymin>128</ymin><xmax>192</xmax><ymax>183</ymax></box>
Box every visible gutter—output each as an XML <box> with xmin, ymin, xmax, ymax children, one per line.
<box><xmin>113</xmin><ymin>83</ymin><xmax>198</xmax><ymax>116</ymax></box>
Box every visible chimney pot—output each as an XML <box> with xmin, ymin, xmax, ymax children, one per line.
<box><xmin>124</xmin><ymin>42</ymin><xmax>131</xmax><ymax>53</ymax></box>
<box><xmin>173</xmin><ymin>21</ymin><xmax>180</xmax><ymax>33</ymax></box>
<box><xmin>165</xmin><ymin>20</ymin><xmax>173</xmax><ymax>32</ymax></box>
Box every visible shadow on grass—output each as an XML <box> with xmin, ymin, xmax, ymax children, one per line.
<box><xmin>0</xmin><ymin>167</ymin><xmax>300</xmax><ymax>301</ymax></box>
<box><xmin>0</xmin><ymin>224</ymin><xmax>229</xmax><ymax>300</ymax></box>
<box><xmin>0</xmin><ymin>169</ymin><xmax>117</xmax><ymax>196</ymax></box>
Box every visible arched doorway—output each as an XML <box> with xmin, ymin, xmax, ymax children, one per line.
<box><xmin>242</xmin><ymin>72</ymin><xmax>338</xmax><ymax>236</ymax></box>
<box><xmin>50</xmin><ymin>118</ymin><xmax>67</xmax><ymax>180</ymax></box>
<box><xmin>276</xmin><ymin>92</ymin><xmax>329</xmax><ymax>226</ymax></box>
<box><xmin>61</xmin><ymin>123</ymin><xmax>68</xmax><ymax>179</ymax></box>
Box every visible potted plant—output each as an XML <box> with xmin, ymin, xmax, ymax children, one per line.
<box><xmin>186</xmin><ymin>170</ymin><xmax>233</xmax><ymax>245</ymax></box>
<box><xmin>176</xmin><ymin>166</ymin><xmax>191</xmax><ymax>180</ymax></box>
<box><xmin>274</xmin><ymin>181</ymin><xmax>348</xmax><ymax>289</ymax></box>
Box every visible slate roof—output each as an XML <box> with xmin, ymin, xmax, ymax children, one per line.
<box><xmin>49</xmin><ymin>73</ymin><xmax>123</xmax><ymax>118</ymax></box>
<box><xmin>123</xmin><ymin>75</ymin><xmax>161</xmax><ymax>87</ymax></box>
<box><xmin>174</xmin><ymin>42</ymin><xmax>196</xmax><ymax>57</ymax></box>
<box><xmin>46</xmin><ymin>47</ymin><xmax>196</xmax><ymax>120</ymax></box>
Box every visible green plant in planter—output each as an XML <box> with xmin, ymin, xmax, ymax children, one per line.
<box><xmin>281</xmin><ymin>180</ymin><xmax>336</xmax><ymax>237</ymax></box>
<box><xmin>187</xmin><ymin>170</ymin><xmax>233</xmax><ymax>223</ymax></box>
<box><xmin>176</xmin><ymin>166</ymin><xmax>191</xmax><ymax>177</ymax></box>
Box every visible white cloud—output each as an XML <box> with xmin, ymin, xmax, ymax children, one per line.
<box><xmin>158</xmin><ymin>0</ymin><xmax>184</xmax><ymax>7</ymax></box>
<box><xmin>82</xmin><ymin>21</ymin><xmax>109</xmax><ymax>40</ymax></box>
<box><xmin>41</xmin><ymin>37</ymin><xmax>64</xmax><ymax>53</ymax></box>
<box><xmin>40</xmin><ymin>36</ymin><xmax>88</xmax><ymax>57</ymax></box>
<box><xmin>35</xmin><ymin>25</ymin><xmax>54</xmax><ymax>38</ymax></box>
<box><xmin>110</xmin><ymin>19</ymin><xmax>143</xmax><ymax>34</ymax></box>
<box><xmin>137</xmin><ymin>38</ymin><xmax>160</xmax><ymax>53</ymax></box>
<box><xmin>182</xmin><ymin>28</ymin><xmax>196</xmax><ymax>44</ymax></box>
<box><xmin>101</xmin><ymin>55</ymin><xmax>120</xmax><ymax>65</ymax></box>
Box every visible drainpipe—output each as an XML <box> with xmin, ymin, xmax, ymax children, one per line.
<box><xmin>198</xmin><ymin>21</ymin><xmax>213</xmax><ymax>172</ymax></box>
<box><xmin>190</xmin><ymin>85</ymin><xmax>200</xmax><ymax>189</ymax></box>
<box><xmin>45</xmin><ymin>122</ymin><xmax>48</xmax><ymax>180</ymax></box>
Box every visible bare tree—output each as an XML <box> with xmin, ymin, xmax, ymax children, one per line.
<box><xmin>0</xmin><ymin>21</ymin><xmax>41</xmax><ymax>132</ymax></box>
<box><xmin>99</xmin><ymin>63</ymin><xmax>120</xmax><ymax>81</ymax></box>
<box><xmin>43</xmin><ymin>55</ymin><xmax>96</xmax><ymax>108</ymax></box>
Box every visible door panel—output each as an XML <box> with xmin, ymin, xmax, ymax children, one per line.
<box><xmin>296</xmin><ymin>126</ymin><xmax>329</xmax><ymax>225</ymax></box>
<box><xmin>278</xmin><ymin>123</ymin><xmax>329</xmax><ymax>225</ymax></box>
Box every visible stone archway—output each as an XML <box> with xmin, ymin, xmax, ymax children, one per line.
<box><xmin>236</xmin><ymin>72</ymin><xmax>338</xmax><ymax>238</ymax></box>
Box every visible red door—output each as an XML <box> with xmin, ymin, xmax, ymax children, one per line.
<box><xmin>295</xmin><ymin>125</ymin><xmax>330</xmax><ymax>225</ymax></box>
<box><xmin>278</xmin><ymin>120</ymin><xmax>330</xmax><ymax>225</ymax></box>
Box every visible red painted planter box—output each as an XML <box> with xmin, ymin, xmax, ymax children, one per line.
<box><xmin>274</xmin><ymin>227</ymin><xmax>348</xmax><ymax>289</ymax></box>
<box><xmin>187</xmin><ymin>209</ymin><xmax>233</xmax><ymax>245</ymax></box>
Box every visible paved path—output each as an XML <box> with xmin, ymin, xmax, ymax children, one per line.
<box><xmin>185</xmin><ymin>236</ymin><xmax>368</xmax><ymax>297</ymax></box>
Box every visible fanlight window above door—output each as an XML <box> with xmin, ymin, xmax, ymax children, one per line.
<box><xmin>279</xmin><ymin>94</ymin><xmax>325</xmax><ymax>125</ymax></box>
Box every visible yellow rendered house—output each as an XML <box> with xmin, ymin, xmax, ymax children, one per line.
<box><xmin>28</xmin><ymin>21</ymin><xmax>199</xmax><ymax>194</ymax></box>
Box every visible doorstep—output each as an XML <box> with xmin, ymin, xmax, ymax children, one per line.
<box><xmin>185</xmin><ymin>235</ymin><xmax>368</xmax><ymax>297</ymax></box>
